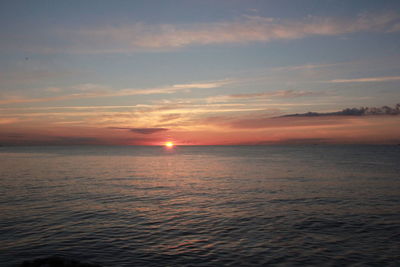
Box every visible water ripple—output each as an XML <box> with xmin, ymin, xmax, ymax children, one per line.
<box><xmin>1</xmin><ymin>146</ymin><xmax>399</xmax><ymax>266</ymax></box>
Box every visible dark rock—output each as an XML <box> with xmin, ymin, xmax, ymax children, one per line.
<box><xmin>19</xmin><ymin>256</ymin><xmax>102</xmax><ymax>267</ymax></box>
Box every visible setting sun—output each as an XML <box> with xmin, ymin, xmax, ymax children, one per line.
<box><xmin>165</xmin><ymin>141</ymin><xmax>174</xmax><ymax>148</ymax></box>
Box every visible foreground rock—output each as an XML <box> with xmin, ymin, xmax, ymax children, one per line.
<box><xmin>20</xmin><ymin>256</ymin><xmax>102</xmax><ymax>267</ymax></box>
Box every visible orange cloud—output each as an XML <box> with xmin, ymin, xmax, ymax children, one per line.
<box><xmin>1</xmin><ymin>103</ymin><xmax>400</xmax><ymax>146</ymax></box>
<box><xmin>1</xmin><ymin>114</ymin><xmax>399</xmax><ymax>146</ymax></box>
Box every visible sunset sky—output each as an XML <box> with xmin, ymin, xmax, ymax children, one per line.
<box><xmin>1</xmin><ymin>0</ymin><xmax>400</xmax><ymax>145</ymax></box>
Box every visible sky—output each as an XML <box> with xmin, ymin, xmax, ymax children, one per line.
<box><xmin>1</xmin><ymin>0</ymin><xmax>400</xmax><ymax>145</ymax></box>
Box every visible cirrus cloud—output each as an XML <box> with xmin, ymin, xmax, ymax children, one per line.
<box><xmin>3</xmin><ymin>12</ymin><xmax>400</xmax><ymax>53</ymax></box>
<box><xmin>72</xmin><ymin>12</ymin><xmax>400</xmax><ymax>52</ymax></box>
<box><xmin>0</xmin><ymin>80</ymin><xmax>228</xmax><ymax>105</ymax></box>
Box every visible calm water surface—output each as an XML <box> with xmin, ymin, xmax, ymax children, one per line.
<box><xmin>1</xmin><ymin>145</ymin><xmax>399</xmax><ymax>266</ymax></box>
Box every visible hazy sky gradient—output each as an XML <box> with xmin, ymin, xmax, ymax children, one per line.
<box><xmin>1</xmin><ymin>0</ymin><xmax>400</xmax><ymax>145</ymax></box>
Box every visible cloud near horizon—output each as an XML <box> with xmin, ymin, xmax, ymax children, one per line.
<box><xmin>281</xmin><ymin>103</ymin><xmax>400</xmax><ymax>117</ymax></box>
<box><xmin>2</xmin><ymin>103</ymin><xmax>400</xmax><ymax>145</ymax></box>
<box><xmin>199</xmin><ymin>114</ymin><xmax>356</xmax><ymax>130</ymax></box>
<box><xmin>110</xmin><ymin>127</ymin><xmax>169</xmax><ymax>134</ymax></box>
<box><xmin>192</xmin><ymin>103</ymin><xmax>400</xmax><ymax>131</ymax></box>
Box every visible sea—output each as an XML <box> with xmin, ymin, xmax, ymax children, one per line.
<box><xmin>0</xmin><ymin>145</ymin><xmax>399</xmax><ymax>266</ymax></box>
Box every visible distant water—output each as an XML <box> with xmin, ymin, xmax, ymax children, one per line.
<box><xmin>1</xmin><ymin>145</ymin><xmax>399</xmax><ymax>266</ymax></box>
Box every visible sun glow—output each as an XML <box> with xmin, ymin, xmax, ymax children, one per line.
<box><xmin>165</xmin><ymin>141</ymin><xmax>174</xmax><ymax>148</ymax></box>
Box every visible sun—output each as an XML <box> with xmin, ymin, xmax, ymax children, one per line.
<box><xmin>165</xmin><ymin>141</ymin><xmax>174</xmax><ymax>148</ymax></box>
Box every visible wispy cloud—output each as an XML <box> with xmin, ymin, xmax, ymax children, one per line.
<box><xmin>0</xmin><ymin>80</ymin><xmax>228</xmax><ymax>105</ymax></box>
<box><xmin>4</xmin><ymin>12</ymin><xmax>400</xmax><ymax>53</ymax></box>
<box><xmin>229</xmin><ymin>90</ymin><xmax>323</xmax><ymax>99</ymax></box>
<box><xmin>172</xmin><ymin>81</ymin><xmax>228</xmax><ymax>89</ymax></box>
<box><xmin>207</xmin><ymin>90</ymin><xmax>324</xmax><ymax>103</ymax></box>
<box><xmin>69</xmin><ymin>12</ymin><xmax>400</xmax><ymax>52</ymax></box>
<box><xmin>329</xmin><ymin>76</ymin><xmax>400</xmax><ymax>83</ymax></box>
<box><xmin>270</xmin><ymin>63</ymin><xmax>343</xmax><ymax>72</ymax></box>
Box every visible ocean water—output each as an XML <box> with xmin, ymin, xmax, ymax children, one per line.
<box><xmin>0</xmin><ymin>145</ymin><xmax>399</xmax><ymax>266</ymax></box>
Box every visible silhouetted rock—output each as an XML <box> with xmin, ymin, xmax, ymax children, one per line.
<box><xmin>19</xmin><ymin>256</ymin><xmax>102</xmax><ymax>267</ymax></box>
